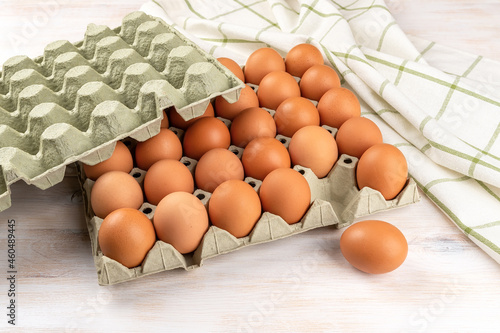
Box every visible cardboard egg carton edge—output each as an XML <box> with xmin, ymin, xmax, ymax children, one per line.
<box><xmin>77</xmin><ymin>130</ymin><xmax>420</xmax><ymax>286</ymax></box>
<box><xmin>0</xmin><ymin>11</ymin><xmax>245</xmax><ymax>212</ymax></box>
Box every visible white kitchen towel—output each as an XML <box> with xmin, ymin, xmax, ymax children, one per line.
<box><xmin>140</xmin><ymin>0</ymin><xmax>500</xmax><ymax>264</ymax></box>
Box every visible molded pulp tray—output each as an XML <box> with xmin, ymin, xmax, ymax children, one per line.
<box><xmin>0</xmin><ymin>11</ymin><xmax>244</xmax><ymax>212</ymax></box>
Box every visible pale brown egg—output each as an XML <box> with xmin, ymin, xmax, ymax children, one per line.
<box><xmin>208</xmin><ymin>179</ymin><xmax>262</xmax><ymax>238</ymax></box>
<box><xmin>217</xmin><ymin>57</ymin><xmax>245</xmax><ymax>82</ymax></box>
<box><xmin>215</xmin><ymin>84</ymin><xmax>259</xmax><ymax>120</ymax></box>
<box><xmin>288</xmin><ymin>126</ymin><xmax>338</xmax><ymax>178</ymax></box>
<box><xmin>285</xmin><ymin>43</ymin><xmax>324</xmax><ymax>77</ymax></box>
<box><xmin>153</xmin><ymin>192</ymin><xmax>209</xmax><ymax>254</ymax></box>
<box><xmin>230</xmin><ymin>107</ymin><xmax>276</xmax><ymax>147</ymax></box>
<box><xmin>300</xmin><ymin>64</ymin><xmax>341</xmax><ymax>101</ymax></box>
<box><xmin>317</xmin><ymin>87</ymin><xmax>361</xmax><ymax>128</ymax></box>
<box><xmin>144</xmin><ymin>159</ymin><xmax>194</xmax><ymax>205</ymax></box>
<box><xmin>160</xmin><ymin>110</ymin><xmax>169</xmax><ymax>128</ymax></box>
<box><xmin>98</xmin><ymin>208</ymin><xmax>156</xmax><ymax>268</ymax></box>
<box><xmin>336</xmin><ymin>117</ymin><xmax>383</xmax><ymax>158</ymax></box>
<box><xmin>168</xmin><ymin>103</ymin><xmax>214</xmax><ymax>130</ymax></box>
<box><xmin>135</xmin><ymin>128</ymin><xmax>182</xmax><ymax>170</ymax></box>
<box><xmin>183</xmin><ymin>117</ymin><xmax>231</xmax><ymax>160</ymax></box>
<box><xmin>90</xmin><ymin>171</ymin><xmax>143</xmax><ymax>219</ymax></box>
<box><xmin>356</xmin><ymin>144</ymin><xmax>408</xmax><ymax>200</ymax></box>
<box><xmin>340</xmin><ymin>220</ymin><xmax>408</xmax><ymax>274</ymax></box>
<box><xmin>195</xmin><ymin>148</ymin><xmax>245</xmax><ymax>192</ymax></box>
<box><xmin>244</xmin><ymin>47</ymin><xmax>285</xmax><ymax>84</ymax></box>
<box><xmin>257</xmin><ymin>71</ymin><xmax>301</xmax><ymax>110</ymax></box>
<box><xmin>242</xmin><ymin>137</ymin><xmax>291</xmax><ymax>180</ymax></box>
<box><xmin>83</xmin><ymin>141</ymin><xmax>133</xmax><ymax>180</ymax></box>
<box><xmin>259</xmin><ymin>168</ymin><xmax>311</xmax><ymax>224</ymax></box>
<box><xmin>274</xmin><ymin>97</ymin><xmax>320</xmax><ymax>137</ymax></box>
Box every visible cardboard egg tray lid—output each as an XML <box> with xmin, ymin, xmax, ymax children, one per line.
<box><xmin>0</xmin><ymin>11</ymin><xmax>245</xmax><ymax>212</ymax></box>
<box><xmin>78</xmin><ymin>124</ymin><xmax>420</xmax><ymax>286</ymax></box>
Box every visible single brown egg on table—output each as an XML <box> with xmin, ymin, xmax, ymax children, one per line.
<box><xmin>168</xmin><ymin>103</ymin><xmax>214</xmax><ymax>130</ymax></box>
<box><xmin>257</xmin><ymin>71</ymin><xmax>301</xmax><ymax>110</ymax></box>
<box><xmin>83</xmin><ymin>141</ymin><xmax>133</xmax><ymax>180</ymax></box>
<box><xmin>300</xmin><ymin>64</ymin><xmax>341</xmax><ymax>101</ymax></box>
<box><xmin>244</xmin><ymin>47</ymin><xmax>285</xmax><ymax>84</ymax></box>
<box><xmin>285</xmin><ymin>43</ymin><xmax>324</xmax><ymax>77</ymax></box>
<box><xmin>215</xmin><ymin>84</ymin><xmax>259</xmax><ymax>120</ymax></box>
<box><xmin>336</xmin><ymin>117</ymin><xmax>383</xmax><ymax>158</ymax></box>
<box><xmin>195</xmin><ymin>148</ymin><xmax>245</xmax><ymax>192</ymax></box>
<box><xmin>144</xmin><ymin>159</ymin><xmax>194</xmax><ymax>205</ymax></box>
<box><xmin>317</xmin><ymin>87</ymin><xmax>361</xmax><ymax>129</ymax></box>
<box><xmin>217</xmin><ymin>57</ymin><xmax>245</xmax><ymax>82</ymax></box>
<box><xmin>242</xmin><ymin>137</ymin><xmax>291</xmax><ymax>180</ymax></box>
<box><xmin>209</xmin><ymin>179</ymin><xmax>262</xmax><ymax>238</ymax></box>
<box><xmin>274</xmin><ymin>96</ymin><xmax>320</xmax><ymax>137</ymax></box>
<box><xmin>90</xmin><ymin>171</ymin><xmax>143</xmax><ymax>219</ymax></box>
<box><xmin>340</xmin><ymin>220</ymin><xmax>408</xmax><ymax>274</ymax></box>
<box><xmin>153</xmin><ymin>192</ymin><xmax>209</xmax><ymax>254</ymax></box>
<box><xmin>98</xmin><ymin>208</ymin><xmax>156</xmax><ymax>268</ymax></box>
<box><xmin>259</xmin><ymin>168</ymin><xmax>311</xmax><ymax>224</ymax></box>
<box><xmin>230</xmin><ymin>107</ymin><xmax>276</xmax><ymax>147</ymax></box>
<box><xmin>135</xmin><ymin>128</ymin><xmax>182</xmax><ymax>170</ymax></box>
<box><xmin>288</xmin><ymin>125</ymin><xmax>338</xmax><ymax>178</ymax></box>
<box><xmin>356</xmin><ymin>143</ymin><xmax>408</xmax><ymax>200</ymax></box>
<box><xmin>183</xmin><ymin>117</ymin><xmax>231</xmax><ymax>160</ymax></box>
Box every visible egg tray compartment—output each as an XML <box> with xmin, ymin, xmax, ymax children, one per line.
<box><xmin>78</xmin><ymin>123</ymin><xmax>419</xmax><ymax>286</ymax></box>
<box><xmin>0</xmin><ymin>11</ymin><xmax>245</xmax><ymax>212</ymax></box>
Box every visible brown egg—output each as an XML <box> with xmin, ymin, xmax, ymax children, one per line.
<box><xmin>340</xmin><ymin>220</ymin><xmax>408</xmax><ymax>274</ymax></box>
<box><xmin>98</xmin><ymin>208</ymin><xmax>156</xmax><ymax>268</ymax></box>
<box><xmin>242</xmin><ymin>137</ymin><xmax>291</xmax><ymax>180</ymax></box>
<box><xmin>300</xmin><ymin>64</ymin><xmax>341</xmax><ymax>101</ymax></box>
<box><xmin>217</xmin><ymin>57</ymin><xmax>245</xmax><ymax>82</ymax></box>
<box><xmin>90</xmin><ymin>171</ymin><xmax>143</xmax><ymax>219</ymax></box>
<box><xmin>257</xmin><ymin>71</ymin><xmax>301</xmax><ymax>110</ymax></box>
<box><xmin>274</xmin><ymin>97</ymin><xmax>320</xmax><ymax>137</ymax></box>
<box><xmin>83</xmin><ymin>141</ymin><xmax>133</xmax><ymax>180</ymax></box>
<box><xmin>230</xmin><ymin>107</ymin><xmax>276</xmax><ymax>147</ymax></box>
<box><xmin>160</xmin><ymin>110</ymin><xmax>169</xmax><ymax>128</ymax></box>
<box><xmin>215</xmin><ymin>84</ymin><xmax>259</xmax><ymax>120</ymax></box>
<box><xmin>336</xmin><ymin>117</ymin><xmax>383</xmax><ymax>158</ymax></box>
<box><xmin>317</xmin><ymin>87</ymin><xmax>361</xmax><ymax>128</ymax></box>
<box><xmin>356</xmin><ymin>144</ymin><xmax>408</xmax><ymax>200</ymax></box>
<box><xmin>208</xmin><ymin>179</ymin><xmax>262</xmax><ymax>238</ymax></box>
<box><xmin>135</xmin><ymin>128</ymin><xmax>183</xmax><ymax>170</ymax></box>
<box><xmin>183</xmin><ymin>117</ymin><xmax>231</xmax><ymax>160</ymax></box>
<box><xmin>153</xmin><ymin>192</ymin><xmax>209</xmax><ymax>254</ymax></box>
<box><xmin>195</xmin><ymin>148</ymin><xmax>245</xmax><ymax>192</ymax></box>
<box><xmin>144</xmin><ymin>159</ymin><xmax>194</xmax><ymax>205</ymax></box>
<box><xmin>244</xmin><ymin>47</ymin><xmax>285</xmax><ymax>84</ymax></box>
<box><xmin>259</xmin><ymin>168</ymin><xmax>311</xmax><ymax>224</ymax></box>
<box><xmin>289</xmin><ymin>126</ymin><xmax>338</xmax><ymax>178</ymax></box>
<box><xmin>168</xmin><ymin>103</ymin><xmax>214</xmax><ymax>130</ymax></box>
<box><xmin>285</xmin><ymin>43</ymin><xmax>324</xmax><ymax>77</ymax></box>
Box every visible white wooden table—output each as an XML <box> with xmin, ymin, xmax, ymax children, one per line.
<box><xmin>1</xmin><ymin>1</ymin><xmax>499</xmax><ymax>332</ymax></box>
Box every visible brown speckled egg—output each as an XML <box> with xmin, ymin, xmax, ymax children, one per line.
<box><xmin>336</xmin><ymin>117</ymin><xmax>383</xmax><ymax>158</ymax></box>
<box><xmin>183</xmin><ymin>117</ymin><xmax>231</xmax><ymax>160</ymax></box>
<box><xmin>98</xmin><ymin>208</ymin><xmax>156</xmax><ymax>268</ymax></box>
<box><xmin>317</xmin><ymin>87</ymin><xmax>361</xmax><ymax>128</ymax></box>
<box><xmin>195</xmin><ymin>148</ymin><xmax>245</xmax><ymax>192</ymax></box>
<box><xmin>230</xmin><ymin>107</ymin><xmax>276</xmax><ymax>148</ymax></box>
<box><xmin>215</xmin><ymin>84</ymin><xmax>259</xmax><ymax>120</ymax></box>
<box><xmin>285</xmin><ymin>43</ymin><xmax>324</xmax><ymax>77</ymax></box>
<box><xmin>135</xmin><ymin>128</ymin><xmax>182</xmax><ymax>170</ymax></box>
<box><xmin>300</xmin><ymin>64</ymin><xmax>341</xmax><ymax>101</ymax></box>
<box><xmin>244</xmin><ymin>47</ymin><xmax>285</xmax><ymax>84</ymax></box>
<box><xmin>217</xmin><ymin>57</ymin><xmax>245</xmax><ymax>82</ymax></box>
<box><xmin>153</xmin><ymin>192</ymin><xmax>209</xmax><ymax>254</ymax></box>
<box><xmin>274</xmin><ymin>97</ymin><xmax>320</xmax><ymax>137</ymax></box>
<box><xmin>242</xmin><ymin>137</ymin><xmax>291</xmax><ymax>180</ymax></box>
<box><xmin>83</xmin><ymin>141</ymin><xmax>133</xmax><ymax>180</ymax></box>
<box><xmin>144</xmin><ymin>159</ymin><xmax>194</xmax><ymax>205</ymax></box>
<box><xmin>168</xmin><ymin>103</ymin><xmax>214</xmax><ymax>130</ymax></box>
<box><xmin>257</xmin><ymin>71</ymin><xmax>301</xmax><ymax>110</ymax></box>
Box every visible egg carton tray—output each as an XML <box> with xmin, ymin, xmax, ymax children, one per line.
<box><xmin>78</xmin><ymin>122</ymin><xmax>420</xmax><ymax>286</ymax></box>
<box><xmin>0</xmin><ymin>11</ymin><xmax>245</xmax><ymax>212</ymax></box>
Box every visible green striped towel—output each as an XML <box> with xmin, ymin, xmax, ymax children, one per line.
<box><xmin>141</xmin><ymin>0</ymin><xmax>500</xmax><ymax>264</ymax></box>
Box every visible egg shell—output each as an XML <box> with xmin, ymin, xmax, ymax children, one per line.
<box><xmin>274</xmin><ymin>96</ymin><xmax>320</xmax><ymax>137</ymax></box>
<box><xmin>217</xmin><ymin>57</ymin><xmax>245</xmax><ymax>82</ymax></box>
<box><xmin>208</xmin><ymin>179</ymin><xmax>262</xmax><ymax>238</ymax></box>
<box><xmin>285</xmin><ymin>43</ymin><xmax>324</xmax><ymax>77</ymax></box>
<box><xmin>168</xmin><ymin>103</ymin><xmax>214</xmax><ymax>130</ymax></box>
<box><xmin>230</xmin><ymin>107</ymin><xmax>276</xmax><ymax>147</ymax></box>
<box><xmin>259</xmin><ymin>168</ymin><xmax>311</xmax><ymax>224</ymax></box>
<box><xmin>195</xmin><ymin>148</ymin><xmax>245</xmax><ymax>192</ymax></box>
<box><xmin>215</xmin><ymin>84</ymin><xmax>259</xmax><ymax>120</ymax></box>
<box><xmin>336</xmin><ymin>117</ymin><xmax>383</xmax><ymax>158</ymax></box>
<box><xmin>242</xmin><ymin>137</ymin><xmax>291</xmax><ymax>180</ymax></box>
<box><xmin>160</xmin><ymin>110</ymin><xmax>170</xmax><ymax>128</ymax></box>
<box><xmin>317</xmin><ymin>87</ymin><xmax>361</xmax><ymax>128</ymax></box>
<box><xmin>257</xmin><ymin>71</ymin><xmax>301</xmax><ymax>110</ymax></box>
<box><xmin>98</xmin><ymin>208</ymin><xmax>156</xmax><ymax>268</ymax></box>
<box><xmin>134</xmin><ymin>128</ymin><xmax>183</xmax><ymax>170</ymax></box>
<box><xmin>83</xmin><ymin>141</ymin><xmax>133</xmax><ymax>180</ymax></box>
<box><xmin>244</xmin><ymin>47</ymin><xmax>285</xmax><ymax>84</ymax></box>
<box><xmin>154</xmin><ymin>192</ymin><xmax>209</xmax><ymax>254</ymax></box>
<box><xmin>183</xmin><ymin>117</ymin><xmax>231</xmax><ymax>160</ymax></box>
<box><xmin>356</xmin><ymin>143</ymin><xmax>408</xmax><ymax>200</ymax></box>
<box><xmin>300</xmin><ymin>64</ymin><xmax>341</xmax><ymax>101</ymax></box>
<box><xmin>340</xmin><ymin>220</ymin><xmax>408</xmax><ymax>274</ymax></box>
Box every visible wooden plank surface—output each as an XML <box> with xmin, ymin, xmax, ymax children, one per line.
<box><xmin>1</xmin><ymin>1</ymin><xmax>500</xmax><ymax>332</ymax></box>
